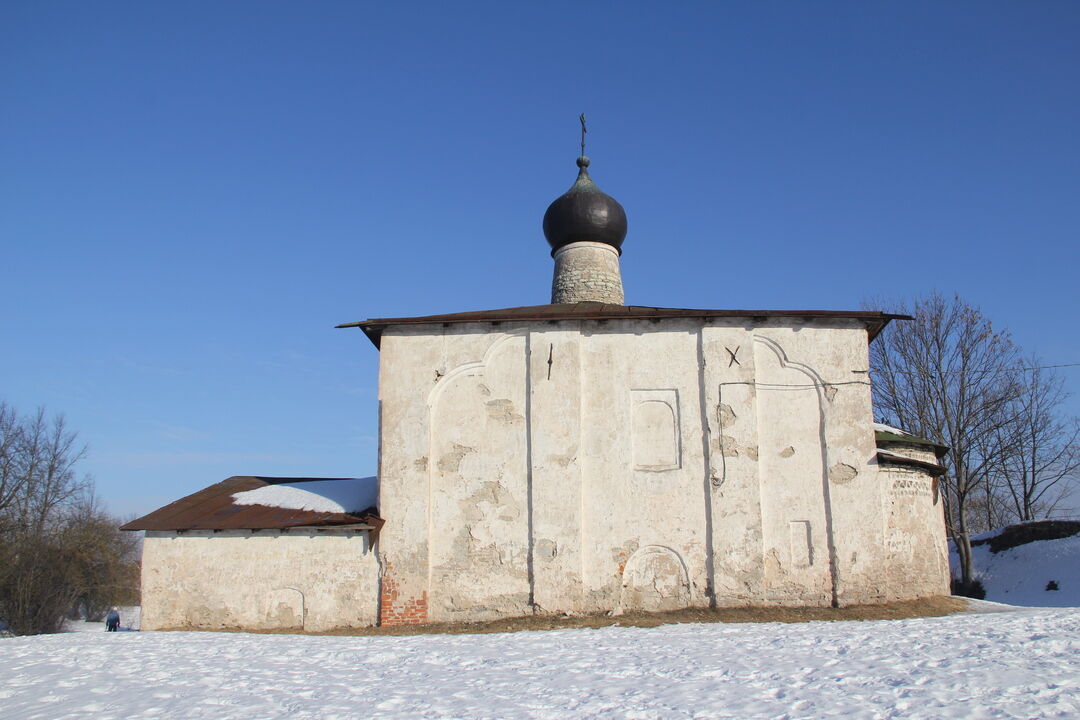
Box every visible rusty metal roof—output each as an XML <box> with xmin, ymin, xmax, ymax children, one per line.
<box><xmin>120</xmin><ymin>476</ymin><xmax>383</xmax><ymax>532</ymax></box>
<box><xmin>337</xmin><ymin>303</ymin><xmax>909</xmax><ymax>348</ymax></box>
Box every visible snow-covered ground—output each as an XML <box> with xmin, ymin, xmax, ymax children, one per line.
<box><xmin>3</xmin><ymin>606</ymin><xmax>1079</xmax><ymax>719</ymax></box>
<box><xmin>952</xmin><ymin>526</ymin><xmax>1080</xmax><ymax>607</ymax></box>
<box><xmin>970</xmin><ymin>534</ymin><xmax>1080</xmax><ymax>606</ymax></box>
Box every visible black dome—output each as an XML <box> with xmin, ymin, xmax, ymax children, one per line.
<box><xmin>543</xmin><ymin>156</ymin><xmax>627</xmax><ymax>256</ymax></box>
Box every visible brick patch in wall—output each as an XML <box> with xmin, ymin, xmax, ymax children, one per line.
<box><xmin>379</xmin><ymin>561</ymin><xmax>428</xmax><ymax>625</ymax></box>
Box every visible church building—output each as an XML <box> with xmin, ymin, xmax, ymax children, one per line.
<box><xmin>125</xmin><ymin>136</ymin><xmax>950</xmax><ymax>631</ymax></box>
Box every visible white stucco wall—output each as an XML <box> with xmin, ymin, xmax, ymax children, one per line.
<box><xmin>879</xmin><ymin>443</ymin><xmax>952</xmax><ymax>599</ymax></box>
<box><xmin>375</xmin><ymin>317</ymin><xmax>950</xmax><ymax>624</ymax></box>
<box><xmin>140</xmin><ymin>530</ymin><xmax>378</xmax><ymax>631</ymax></box>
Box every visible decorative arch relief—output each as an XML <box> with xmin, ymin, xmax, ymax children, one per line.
<box><xmin>751</xmin><ymin>335</ymin><xmax>829</xmax><ymax>394</ymax></box>
<box><xmin>619</xmin><ymin>545</ymin><xmax>691</xmax><ymax>612</ymax></box>
<box><xmin>264</xmin><ymin>587</ymin><xmax>305</xmax><ymax>630</ymax></box>
<box><xmin>427</xmin><ymin>331</ymin><xmax>528</xmax><ymax>408</ymax></box>
<box><xmin>631</xmin><ymin>389</ymin><xmax>681</xmax><ymax>471</ymax></box>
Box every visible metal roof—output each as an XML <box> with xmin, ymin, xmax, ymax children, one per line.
<box><xmin>875</xmin><ymin>451</ymin><xmax>946</xmax><ymax>477</ymax></box>
<box><xmin>120</xmin><ymin>476</ymin><xmax>383</xmax><ymax>532</ymax></box>
<box><xmin>874</xmin><ymin>429</ymin><xmax>950</xmax><ymax>459</ymax></box>
<box><xmin>337</xmin><ymin>303</ymin><xmax>910</xmax><ymax>348</ymax></box>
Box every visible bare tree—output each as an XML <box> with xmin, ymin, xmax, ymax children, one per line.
<box><xmin>0</xmin><ymin>401</ymin><xmax>28</xmax><ymax>523</ymax></box>
<box><xmin>869</xmin><ymin>294</ymin><xmax>1022</xmax><ymax>591</ymax></box>
<box><xmin>0</xmin><ymin>402</ymin><xmax>135</xmax><ymax>635</ymax></box>
<box><xmin>61</xmin><ymin>492</ymin><xmax>141</xmax><ymax>621</ymax></box>
<box><xmin>9</xmin><ymin>408</ymin><xmax>89</xmax><ymax>534</ymax></box>
<box><xmin>991</xmin><ymin>360</ymin><xmax>1080</xmax><ymax>522</ymax></box>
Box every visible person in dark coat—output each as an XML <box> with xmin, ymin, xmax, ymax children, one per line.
<box><xmin>105</xmin><ymin>608</ymin><xmax>120</xmax><ymax>632</ymax></box>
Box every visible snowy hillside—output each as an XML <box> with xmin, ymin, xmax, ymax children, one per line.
<box><xmin>951</xmin><ymin>521</ymin><xmax>1080</xmax><ymax>607</ymax></box>
<box><xmin>3</xmin><ymin>606</ymin><xmax>1080</xmax><ymax>719</ymax></box>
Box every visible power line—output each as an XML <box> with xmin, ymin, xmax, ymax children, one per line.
<box><xmin>708</xmin><ymin>362</ymin><xmax>1080</xmax><ymax>388</ymax></box>
<box><xmin>719</xmin><ymin>380</ymin><xmax>871</xmax><ymax>389</ymax></box>
<box><xmin>704</xmin><ymin>364</ymin><xmax>1080</xmax><ymax>388</ymax></box>
<box><xmin>871</xmin><ymin>362</ymin><xmax>1080</xmax><ymax>377</ymax></box>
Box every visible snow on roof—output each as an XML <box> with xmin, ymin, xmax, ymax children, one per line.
<box><xmin>876</xmin><ymin>448</ymin><xmax>912</xmax><ymax>460</ymax></box>
<box><xmin>876</xmin><ymin>448</ymin><xmax>945</xmax><ymax>476</ymax></box>
<box><xmin>875</xmin><ymin>423</ymin><xmax>950</xmax><ymax>458</ymax></box>
<box><xmin>122</xmin><ymin>476</ymin><xmax>383</xmax><ymax>531</ymax></box>
<box><xmin>233</xmin><ymin>477</ymin><xmax>377</xmax><ymax>514</ymax></box>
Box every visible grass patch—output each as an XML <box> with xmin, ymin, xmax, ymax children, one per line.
<box><xmin>160</xmin><ymin>596</ymin><xmax>969</xmax><ymax>637</ymax></box>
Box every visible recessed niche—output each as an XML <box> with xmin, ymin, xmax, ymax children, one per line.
<box><xmin>631</xmin><ymin>389</ymin><xmax>681</xmax><ymax>471</ymax></box>
<box><xmin>790</xmin><ymin>520</ymin><xmax>813</xmax><ymax>568</ymax></box>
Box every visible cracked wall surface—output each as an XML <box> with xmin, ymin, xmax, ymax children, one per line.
<box><xmin>375</xmin><ymin>317</ymin><xmax>950</xmax><ymax>624</ymax></box>
<box><xmin>140</xmin><ymin>530</ymin><xmax>378</xmax><ymax>631</ymax></box>
<box><xmin>880</xmin><ymin>442</ymin><xmax>951</xmax><ymax>600</ymax></box>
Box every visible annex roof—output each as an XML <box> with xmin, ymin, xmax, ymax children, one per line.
<box><xmin>120</xmin><ymin>476</ymin><xmax>382</xmax><ymax>532</ymax></box>
<box><xmin>337</xmin><ymin>303</ymin><xmax>910</xmax><ymax>349</ymax></box>
<box><xmin>874</xmin><ymin>423</ymin><xmax>949</xmax><ymax>459</ymax></box>
<box><xmin>873</xmin><ymin>424</ymin><xmax>948</xmax><ymax>476</ymax></box>
<box><xmin>875</xmin><ymin>449</ymin><xmax>946</xmax><ymax>477</ymax></box>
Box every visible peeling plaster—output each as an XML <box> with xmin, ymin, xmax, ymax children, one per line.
<box><xmin>829</xmin><ymin>462</ymin><xmax>859</xmax><ymax>485</ymax></box>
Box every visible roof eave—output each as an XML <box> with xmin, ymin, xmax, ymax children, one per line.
<box><xmin>875</xmin><ymin>431</ymin><xmax>950</xmax><ymax>458</ymax></box>
<box><xmin>120</xmin><ymin>513</ymin><xmax>383</xmax><ymax>533</ymax></box>
<box><xmin>876</xmin><ymin>452</ymin><xmax>947</xmax><ymax>477</ymax></box>
<box><xmin>337</xmin><ymin>305</ymin><xmax>911</xmax><ymax>349</ymax></box>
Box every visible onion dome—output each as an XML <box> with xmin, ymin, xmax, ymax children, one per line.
<box><xmin>543</xmin><ymin>155</ymin><xmax>628</xmax><ymax>256</ymax></box>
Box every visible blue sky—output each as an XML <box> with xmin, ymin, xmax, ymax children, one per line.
<box><xmin>2</xmin><ymin>2</ymin><xmax>1078</xmax><ymax>517</ymax></box>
